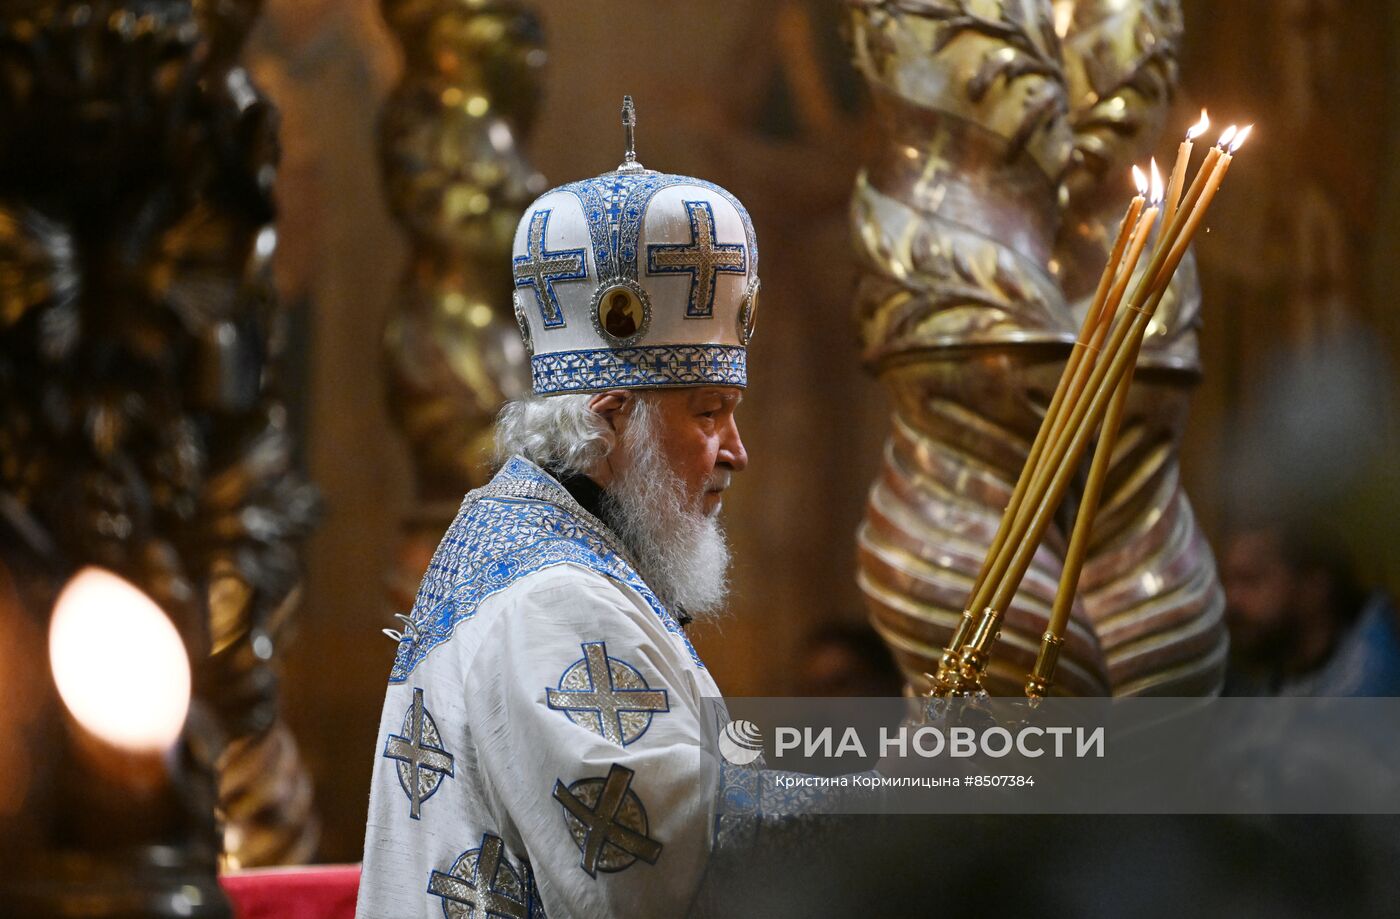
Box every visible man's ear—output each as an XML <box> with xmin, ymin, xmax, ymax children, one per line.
<box><xmin>587</xmin><ymin>390</ymin><xmax>632</xmax><ymax>434</ymax></box>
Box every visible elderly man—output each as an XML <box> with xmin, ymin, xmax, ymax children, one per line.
<box><xmin>356</xmin><ymin>102</ymin><xmax>765</xmax><ymax>918</ymax></box>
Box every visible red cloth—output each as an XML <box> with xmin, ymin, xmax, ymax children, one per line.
<box><xmin>220</xmin><ymin>864</ymin><xmax>361</xmax><ymax>919</ymax></box>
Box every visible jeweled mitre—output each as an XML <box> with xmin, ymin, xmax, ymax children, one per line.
<box><xmin>510</xmin><ymin>115</ymin><xmax>759</xmax><ymax>396</ymax></box>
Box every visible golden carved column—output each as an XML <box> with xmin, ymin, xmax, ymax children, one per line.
<box><xmin>0</xmin><ymin>0</ymin><xmax>319</xmax><ymax>872</ymax></box>
<box><xmin>378</xmin><ymin>0</ymin><xmax>541</xmax><ymax>609</ymax></box>
<box><xmin>848</xmin><ymin>0</ymin><xmax>1226</xmax><ymax>697</ymax></box>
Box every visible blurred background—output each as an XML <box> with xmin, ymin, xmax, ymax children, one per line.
<box><xmin>235</xmin><ymin>0</ymin><xmax>1400</xmax><ymax>861</ymax></box>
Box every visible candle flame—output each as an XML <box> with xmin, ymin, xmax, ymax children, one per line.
<box><xmin>1186</xmin><ymin>109</ymin><xmax>1210</xmax><ymax>140</ymax></box>
<box><xmin>49</xmin><ymin>567</ymin><xmax>191</xmax><ymax>753</ymax></box>
<box><xmin>1217</xmin><ymin>124</ymin><xmax>1239</xmax><ymax>149</ymax></box>
<box><xmin>1229</xmin><ymin>124</ymin><xmax>1253</xmax><ymax>152</ymax></box>
<box><xmin>1131</xmin><ymin>164</ymin><xmax>1148</xmax><ymax>196</ymax></box>
<box><xmin>1149</xmin><ymin>158</ymin><xmax>1164</xmax><ymax>204</ymax></box>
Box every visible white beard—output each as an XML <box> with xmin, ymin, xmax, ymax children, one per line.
<box><xmin>604</xmin><ymin>408</ymin><xmax>731</xmax><ymax>620</ymax></box>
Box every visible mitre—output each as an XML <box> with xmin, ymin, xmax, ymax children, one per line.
<box><xmin>510</xmin><ymin>97</ymin><xmax>760</xmax><ymax>396</ymax></box>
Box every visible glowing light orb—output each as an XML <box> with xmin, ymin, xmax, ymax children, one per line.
<box><xmin>49</xmin><ymin>567</ymin><xmax>191</xmax><ymax>753</ymax></box>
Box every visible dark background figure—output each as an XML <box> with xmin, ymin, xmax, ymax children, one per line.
<box><xmin>1222</xmin><ymin>518</ymin><xmax>1400</xmax><ymax>696</ymax></box>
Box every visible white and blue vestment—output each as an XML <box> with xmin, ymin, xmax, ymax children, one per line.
<box><xmin>357</xmin><ymin>458</ymin><xmax>741</xmax><ymax>918</ymax></box>
<box><xmin>359</xmin><ymin>116</ymin><xmax>842</xmax><ymax>917</ymax></box>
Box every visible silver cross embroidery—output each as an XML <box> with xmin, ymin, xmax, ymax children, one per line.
<box><xmin>553</xmin><ymin>763</ymin><xmax>663</xmax><ymax>877</ymax></box>
<box><xmin>646</xmin><ymin>199</ymin><xmax>746</xmax><ymax>318</ymax></box>
<box><xmin>546</xmin><ymin>641</ymin><xmax>669</xmax><ymax>746</ymax></box>
<box><xmin>383</xmin><ymin>687</ymin><xmax>455</xmax><ymax>819</ymax></box>
<box><xmin>513</xmin><ymin>208</ymin><xmax>587</xmax><ymax>329</ymax></box>
<box><xmin>428</xmin><ymin>833</ymin><xmax>528</xmax><ymax>919</ymax></box>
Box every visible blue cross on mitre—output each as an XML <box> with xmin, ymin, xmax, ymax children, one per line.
<box><xmin>513</xmin><ymin>208</ymin><xmax>587</xmax><ymax>329</ymax></box>
<box><xmin>645</xmin><ymin>199</ymin><xmax>747</xmax><ymax>319</ymax></box>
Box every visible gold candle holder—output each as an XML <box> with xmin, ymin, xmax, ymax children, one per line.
<box><xmin>1025</xmin><ymin>631</ymin><xmax>1065</xmax><ymax>701</ymax></box>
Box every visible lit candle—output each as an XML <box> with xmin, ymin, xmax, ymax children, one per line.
<box><xmin>1085</xmin><ymin>172</ymin><xmax>1159</xmax><ymax>356</ymax></box>
<box><xmin>945</xmin><ymin>118</ymin><xmax>1252</xmax><ymax>696</ymax></box>
<box><xmin>1022</xmin><ymin>125</ymin><xmax>1252</xmax><ymax>697</ymax></box>
<box><xmin>935</xmin><ymin>168</ymin><xmax>1149</xmax><ymax>693</ymax></box>
<box><xmin>1151</xmin><ymin>124</ymin><xmax>1250</xmax><ymax>293</ymax></box>
<box><xmin>959</xmin><ymin>125</ymin><xmax>1252</xmax><ymax>693</ymax></box>
<box><xmin>1163</xmin><ymin>110</ymin><xmax>1209</xmax><ymax>232</ymax></box>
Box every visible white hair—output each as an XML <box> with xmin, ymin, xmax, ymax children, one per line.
<box><xmin>493</xmin><ymin>391</ymin><xmax>731</xmax><ymax>618</ymax></box>
<box><xmin>494</xmin><ymin>393</ymin><xmax>615</xmax><ymax>478</ymax></box>
<box><xmin>606</xmin><ymin>401</ymin><xmax>731</xmax><ymax>618</ymax></box>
